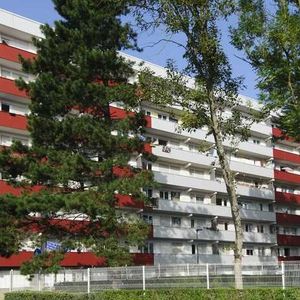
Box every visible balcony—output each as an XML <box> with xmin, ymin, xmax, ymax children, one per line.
<box><xmin>0</xmin><ymin>251</ymin><xmax>106</xmax><ymax>268</ymax></box>
<box><xmin>0</xmin><ymin>77</ymin><xmax>28</xmax><ymax>99</ymax></box>
<box><xmin>154</xmin><ymin>171</ymin><xmax>274</xmax><ymax>200</ymax></box>
<box><xmin>151</xmin><ymin>118</ymin><xmax>273</xmax><ymax>158</ymax></box>
<box><xmin>153</xmin><ymin>226</ymin><xmax>276</xmax><ymax>244</ymax></box>
<box><xmin>0</xmin><ymin>43</ymin><xmax>36</xmax><ymax>63</ymax></box>
<box><xmin>276</xmin><ymin>213</ymin><xmax>300</xmax><ymax>226</ymax></box>
<box><xmin>157</xmin><ymin>199</ymin><xmax>276</xmax><ymax>222</ymax></box>
<box><xmin>133</xmin><ymin>253</ymin><xmax>154</xmax><ymax>266</ymax></box>
<box><xmin>274</xmin><ymin>170</ymin><xmax>300</xmax><ymax>185</ymax></box>
<box><xmin>274</xmin><ymin>149</ymin><xmax>300</xmax><ymax>165</ymax></box>
<box><xmin>273</xmin><ymin>127</ymin><xmax>296</xmax><ymax>144</ymax></box>
<box><xmin>277</xmin><ymin>234</ymin><xmax>300</xmax><ymax>247</ymax></box>
<box><xmin>0</xmin><ymin>111</ymin><xmax>27</xmax><ymax>131</ymax></box>
<box><xmin>275</xmin><ymin>191</ymin><xmax>300</xmax><ymax>205</ymax></box>
<box><xmin>153</xmin><ymin>145</ymin><xmax>273</xmax><ymax>179</ymax></box>
<box><xmin>154</xmin><ymin>254</ymin><xmax>278</xmax><ymax>265</ymax></box>
<box><xmin>115</xmin><ymin>194</ymin><xmax>144</xmax><ymax>209</ymax></box>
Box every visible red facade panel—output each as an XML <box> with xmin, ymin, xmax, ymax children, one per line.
<box><xmin>0</xmin><ymin>111</ymin><xmax>27</xmax><ymax>131</ymax></box>
<box><xmin>0</xmin><ymin>180</ymin><xmax>42</xmax><ymax>196</ymax></box>
<box><xmin>132</xmin><ymin>253</ymin><xmax>154</xmax><ymax>265</ymax></box>
<box><xmin>0</xmin><ymin>251</ymin><xmax>105</xmax><ymax>268</ymax></box>
<box><xmin>277</xmin><ymin>234</ymin><xmax>300</xmax><ymax>246</ymax></box>
<box><xmin>274</xmin><ymin>170</ymin><xmax>300</xmax><ymax>185</ymax></box>
<box><xmin>274</xmin><ymin>149</ymin><xmax>300</xmax><ymax>165</ymax></box>
<box><xmin>276</xmin><ymin>191</ymin><xmax>300</xmax><ymax>206</ymax></box>
<box><xmin>276</xmin><ymin>213</ymin><xmax>300</xmax><ymax>226</ymax></box>
<box><xmin>0</xmin><ymin>43</ymin><xmax>36</xmax><ymax>63</ymax></box>
<box><xmin>278</xmin><ymin>256</ymin><xmax>300</xmax><ymax>261</ymax></box>
<box><xmin>0</xmin><ymin>77</ymin><xmax>28</xmax><ymax>98</ymax></box>
<box><xmin>116</xmin><ymin>194</ymin><xmax>144</xmax><ymax>209</ymax></box>
<box><xmin>272</xmin><ymin>127</ymin><xmax>296</xmax><ymax>143</ymax></box>
<box><xmin>0</xmin><ymin>252</ymin><xmax>153</xmax><ymax>268</ymax></box>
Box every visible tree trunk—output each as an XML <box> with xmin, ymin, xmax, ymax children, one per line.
<box><xmin>209</xmin><ymin>94</ymin><xmax>244</xmax><ymax>289</ymax></box>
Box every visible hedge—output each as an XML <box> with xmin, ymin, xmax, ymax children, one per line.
<box><xmin>5</xmin><ymin>288</ymin><xmax>300</xmax><ymax>300</ymax></box>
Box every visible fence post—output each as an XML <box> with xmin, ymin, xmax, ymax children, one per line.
<box><xmin>142</xmin><ymin>266</ymin><xmax>146</xmax><ymax>291</ymax></box>
<box><xmin>206</xmin><ymin>263</ymin><xmax>210</xmax><ymax>289</ymax></box>
<box><xmin>187</xmin><ymin>263</ymin><xmax>190</xmax><ymax>276</ymax></box>
<box><xmin>158</xmin><ymin>263</ymin><xmax>160</xmax><ymax>278</ymax></box>
<box><xmin>9</xmin><ymin>269</ymin><xmax>13</xmax><ymax>292</ymax></box>
<box><xmin>281</xmin><ymin>261</ymin><xmax>285</xmax><ymax>290</ymax></box>
<box><xmin>37</xmin><ymin>271</ymin><xmax>41</xmax><ymax>291</ymax></box>
<box><xmin>87</xmin><ymin>268</ymin><xmax>91</xmax><ymax>294</ymax></box>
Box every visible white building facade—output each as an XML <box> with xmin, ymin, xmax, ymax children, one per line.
<box><xmin>0</xmin><ymin>9</ymin><xmax>299</xmax><ymax>268</ymax></box>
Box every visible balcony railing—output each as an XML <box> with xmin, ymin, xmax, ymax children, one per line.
<box><xmin>0</xmin><ymin>110</ymin><xmax>27</xmax><ymax>131</ymax></box>
<box><xmin>153</xmin><ymin>226</ymin><xmax>277</xmax><ymax>244</ymax></box>
<box><xmin>157</xmin><ymin>199</ymin><xmax>276</xmax><ymax>222</ymax></box>
<box><xmin>0</xmin><ymin>43</ymin><xmax>36</xmax><ymax>63</ymax></box>
<box><xmin>274</xmin><ymin>170</ymin><xmax>300</xmax><ymax>185</ymax></box>
<box><xmin>154</xmin><ymin>253</ymin><xmax>278</xmax><ymax>265</ymax></box>
<box><xmin>276</xmin><ymin>213</ymin><xmax>300</xmax><ymax>226</ymax></box>
<box><xmin>151</xmin><ymin>118</ymin><xmax>273</xmax><ymax>158</ymax></box>
<box><xmin>0</xmin><ymin>76</ymin><xmax>28</xmax><ymax>99</ymax></box>
<box><xmin>277</xmin><ymin>234</ymin><xmax>300</xmax><ymax>246</ymax></box>
<box><xmin>274</xmin><ymin>149</ymin><xmax>300</xmax><ymax>165</ymax></box>
<box><xmin>153</xmin><ymin>171</ymin><xmax>274</xmax><ymax>200</ymax></box>
<box><xmin>153</xmin><ymin>145</ymin><xmax>273</xmax><ymax>179</ymax></box>
<box><xmin>275</xmin><ymin>191</ymin><xmax>300</xmax><ymax>205</ymax></box>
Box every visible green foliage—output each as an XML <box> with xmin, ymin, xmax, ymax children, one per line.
<box><xmin>5</xmin><ymin>289</ymin><xmax>300</xmax><ymax>300</ymax></box>
<box><xmin>0</xmin><ymin>0</ymin><xmax>154</xmax><ymax>273</ymax></box>
<box><xmin>232</xmin><ymin>0</ymin><xmax>300</xmax><ymax>141</ymax></box>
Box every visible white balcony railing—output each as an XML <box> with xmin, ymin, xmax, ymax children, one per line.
<box><xmin>157</xmin><ymin>199</ymin><xmax>276</xmax><ymax>222</ymax></box>
<box><xmin>153</xmin><ymin>171</ymin><xmax>275</xmax><ymax>200</ymax></box>
<box><xmin>151</xmin><ymin>118</ymin><xmax>273</xmax><ymax>158</ymax></box>
<box><xmin>153</xmin><ymin>226</ymin><xmax>277</xmax><ymax>244</ymax></box>
<box><xmin>154</xmin><ymin>253</ymin><xmax>278</xmax><ymax>265</ymax></box>
<box><xmin>152</xmin><ymin>145</ymin><xmax>273</xmax><ymax>179</ymax></box>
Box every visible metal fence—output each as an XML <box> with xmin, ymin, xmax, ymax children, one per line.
<box><xmin>1</xmin><ymin>261</ymin><xmax>300</xmax><ymax>293</ymax></box>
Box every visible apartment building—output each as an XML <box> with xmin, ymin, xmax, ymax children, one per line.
<box><xmin>0</xmin><ymin>9</ymin><xmax>299</xmax><ymax>268</ymax></box>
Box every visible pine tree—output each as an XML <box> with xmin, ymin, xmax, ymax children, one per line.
<box><xmin>0</xmin><ymin>0</ymin><xmax>154</xmax><ymax>273</ymax></box>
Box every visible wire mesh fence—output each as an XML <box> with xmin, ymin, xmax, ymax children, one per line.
<box><xmin>1</xmin><ymin>261</ymin><xmax>300</xmax><ymax>293</ymax></box>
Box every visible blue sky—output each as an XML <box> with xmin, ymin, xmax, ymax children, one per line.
<box><xmin>0</xmin><ymin>0</ymin><xmax>258</xmax><ymax>99</ymax></box>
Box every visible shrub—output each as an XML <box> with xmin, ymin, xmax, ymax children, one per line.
<box><xmin>5</xmin><ymin>288</ymin><xmax>300</xmax><ymax>300</ymax></box>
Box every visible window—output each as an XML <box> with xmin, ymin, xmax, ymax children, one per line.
<box><xmin>160</xmin><ymin>191</ymin><xmax>180</xmax><ymax>201</ymax></box>
<box><xmin>158</xmin><ymin>114</ymin><xmax>168</xmax><ymax>120</ymax></box>
<box><xmin>1</xmin><ymin>68</ymin><xmax>29</xmax><ymax>81</ymax></box>
<box><xmin>142</xmin><ymin>214</ymin><xmax>153</xmax><ymax>225</ymax></box>
<box><xmin>245</xmin><ymin>224</ymin><xmax>253</xmax><ymax>232</ymax></box>
<box><xmin>216</xmin><ymin>198</ymin><xmax>222</xmax><ymax>206</ymax></box>
<box><xmin>142</xmin><ymin>161</ymin><xmax>152</xmax><ymax>170</ymax></box>
<box><xmin>171</xmin><ymin>191</ymin><xmax>180</xmax><ymax>200</ymax></box>
<box><xmin>257</xmin><ymin>225</ymin><xmax>264</xmax><ymax>233</ymax></box>
<box><xmin>169</xmin><ymin>116</ymin><xmax>178</xmax><ymax>123</ymax></box>
<box><xmin>284</xmin><ymin>248</ymin><xmax>290</xmax><ymax>257</ymax></box>
<box><xmin>1</xmin><ymin>103</ymin><xmax>10</xmax><ymax>112</ymax></box>
<box><xmin>158</xmin><ymin>139</ymin><xmax>168</xmax><ymax>146</ymax></box>
<box><xmin>146</xmin><ymin>111</ymin><xmax>151</xmax><ymax>116</ymax></box>
<box><xmin>139</xmin><ymin>242</ymin><xmax>153</xmax><ymax>254</ymax></box>
<box><xmin>253</xmin><ymin>139</ymin><xmax>260</xmax><ymax>145</ymax></box>
<box><xmin>171</xmin><ymin>216</ymin><xmax>181</xmax><ymax>227</ymax></box>
<box><xmin>224</xmin><ymin>223</ymin><xmax>228</xmax><ymax>231</ymax></box>
<box><xmin>144</xmin><ymin>189</ymin><xmax>153</xmax><ymax>198</ymax></box>
<box><xmin>260</xmin><ymin>203</ymin><xmax>263</xmax><ymax>211</ymax></box>
<box><xmin>191</xmin><ymin>219</ymin><xmax>195</xmax><ymax>228</ymax></box>
<box><xmin>246</xmin><ymin>249</ymin><xmax>253</xmax><ymax>256</ymax></box>
<box><xmin>192</xmin><ymin>244</ymin><xmax>196</xmax><ymax>255</ymax></box>
<box><xmin>196</xmin><ymin>195</ymin><xmax>204</xmax><ymax>203</ymax></box>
